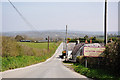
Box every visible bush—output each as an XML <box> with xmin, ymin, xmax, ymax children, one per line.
<box><xmin>73</xmin><ymin>63</ymin><xmax>115</xmax><ymax>79</ymax></box>
<box><xmin>15</xmin><ymin>35</ymin><xmax>24</xmax><ymax>41</ymax></box>
<box><xmin>108</xmin><ymin>37</ymin><xmax>118</xmax><ymax>42</ymax></box>
<box><xmin>2</xmin><ymin>36</ymin><xmax>23</xmax><ymax>57</ymax></box>
<box><xmin>69</xmin><ymin>37</ymin><xmax>104</xmax><ymax>43</ymax></box>
<box><xmin>102</xmin><ymin>38</ymin><xmax>120</xmax><ymax>76</ymax></box>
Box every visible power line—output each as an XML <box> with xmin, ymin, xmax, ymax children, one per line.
<box><xmin>8</xmin><ymin>0</ymin><xmax>37</xmax><ymax>31</ymax></box>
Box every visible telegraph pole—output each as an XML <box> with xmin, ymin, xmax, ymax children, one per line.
<box><xmin>104</xmin><ymin>0</ymin><xmax>107</xmax><ymax>45</ymax></box>
<box><xmin>65</xmin><ymin>25</ymin><xmax>68</xmax><ymax>61</ymax></box>
<box><xmin>48</xmin><ymin>36</ymin><xmax>49</xmax><ymax>51</ymax></box>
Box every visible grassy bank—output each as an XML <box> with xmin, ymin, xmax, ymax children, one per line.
<box><xmin>2</xmin><ymin>56</ymin><xmax>47</xmax><ymax>71</ymax></box>
<box><xmin>73</xmin><ymin>63</ymin><xmax>116</xmax><ymax>79</ymax></box>
<box><xmin>63</xmin><ymin>62</ymin><xmax>119</xmax><ymax>80</ymax></box>
<box><xmin>1</xmin><ymin>36</ymin><xmax>61</xmax><ymax>71</ymax></box>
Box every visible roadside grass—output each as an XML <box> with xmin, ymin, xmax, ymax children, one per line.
<box><xmin>2</xmin><ymin>56</ymin><xmax>47</xmax><ymax>71</ymax></box>
<box><xmin>73</xmin><ymin>63</ymin><xmax>120</xmax><ymax>80</ymax></box>
<box><xmin>63</xmin><ymin>61</ymin><xmax>119</xmax><ymax>80</ymax></box>
<box><xmin>0</xmin><ymin>36</ymin><xmax>1</xmax><ymax>56</ymax></box>
<box><xmin>0</xmin><ymin>56</ymin><xmax>1</xmax><ymax>71</ymax></box>
<box><xmin>2</xmin><ymin>37</ymin><xmax>61</xmax><ymax>71</ymax></box>
<box><xmin>0</xmin><ymin>36</ymin><xmax>2</xmax><ymax>71</ymax></box>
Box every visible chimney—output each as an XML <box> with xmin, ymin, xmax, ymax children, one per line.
<box><xmin>77</xmin><ymin>40</ymin><xmax>80</xmax><ymax>44</ymax></box>
<box><xmin>85</xmin><ymin>40</ymin><xmax>88</xmax><ymax>44</ymax></box>
<box><xmin>76</xmin><ymin>40</ymin><xmax>80</xmax><ymax>45</ymax></box>
<box><xmin>90</xmin><ymin>39</ymin><xmax>92</xmax><ymax>43</ymax></box>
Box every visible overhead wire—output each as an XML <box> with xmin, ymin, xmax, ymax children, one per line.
<box><xmin>8</xmin><ymin>0</ymin><xmax>38</xmax><ymax>31</ymax></box>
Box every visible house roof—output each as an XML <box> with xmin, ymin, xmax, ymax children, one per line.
<box><xmin>72</xmin><ymin>43</ymin><xmax>104</xmax><ymax>55</ymax></box>
<box><xmin>84</xmin><ymin>43</ymin><xmax>102</xmax><ymax>47</ymax></box>
<box><xmin>72</xmin><ymin>43</ymin><xmax>85</xmax><ymax>55</ymax></box>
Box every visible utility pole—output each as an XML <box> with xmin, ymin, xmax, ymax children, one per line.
<box><xmin>48</xmin><ymin>36</ymin><xmax>49</xmax><ymax>51</ymax></box>
<box><xmin>104</xmin><ymin>0</ymin><xmax>107</xmax><ymax>45</ymax></box>
<box><xmin>65</xmin><ymin>25</ymin><xmax>68</xmax><ymax>61</ymax></box>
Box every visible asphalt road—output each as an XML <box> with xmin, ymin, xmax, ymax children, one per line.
<box><xmin>2</xmin><ymin>43</ymin><xmax>88</xmax><ymax>79</ymax></box>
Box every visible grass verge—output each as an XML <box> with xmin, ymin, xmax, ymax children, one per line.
<box><xmin>2</xmin><ymin>41</ymin><xmax>61</xmax><ymax>71</ymax></box>
<box><xmin>63</xmin><ymin>61</ymin><xmax>120</xmax><ymax>80</ymax></box>
<box><xmin>2</xmin><ymin>56</ymin><xmax>47</xmax><ymax>71</ymax></box>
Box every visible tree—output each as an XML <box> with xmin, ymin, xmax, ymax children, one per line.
<box><xmin>84</xmin><ymin>35</ymin><xmax>88</xmax><ymax>39</ymax></box>
<box><xmin>90</xmin><ymin>37</ymin><xmax>94</xmax><ymax>40</ymax></box>
<box><xmin>90</xmin><ymin>36</ymin><xmax>96</xmax><ymax>40</ymax></box>
<box><xmin>45</xmin><ymin>38</ymin><xmax>48</xmax><ymax>40</ymax></box>
<box><xmin>92</xmin><ymin>37</ymin><xmax>96</xmax><ymax>40</ymax></box>
<box><xmin>15</xmin><ymin>35</ymin><xmax>24</xmax><ymax>41</ymax></box>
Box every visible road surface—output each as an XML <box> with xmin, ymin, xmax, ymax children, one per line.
<box><xmin>2</xmin><ymin>43</ymin><xmax>88</xmax><ymax>79</ymax></box>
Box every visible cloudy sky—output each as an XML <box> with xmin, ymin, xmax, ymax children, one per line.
<box><xmin>2</xmin><ymin>0</ymin><xmax>119</xmax><ymax>32</ymax></box>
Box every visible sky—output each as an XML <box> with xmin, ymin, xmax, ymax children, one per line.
<box><xmin>1</xmin><ymin>0</ymin><xmax>119</xmax><ymax>32</ymax></box>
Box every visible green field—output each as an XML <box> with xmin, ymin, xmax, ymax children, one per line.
<box><xmin>2</xmin><ymin>37</ymin><xmax>61</xmax><ymax>71</ymax></box>
<box><xmin>18</xmin><ymin>42</ymin><xmax>56</xmax><ymax>49</ymax></box>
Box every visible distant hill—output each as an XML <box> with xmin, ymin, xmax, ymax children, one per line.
<box><xmin>2</xmin><ymin>30</ymin><xmax>118</xmax><ymax>39</ymax></box>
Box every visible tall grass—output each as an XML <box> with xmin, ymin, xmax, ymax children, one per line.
<box><xmin>0</xmin><ymin>36</ymin><xmax>1</xmax><ymax>71</ymax></box>
<box><xmin>1</xmin><ymin>36</ymin><xmax>61</xmax><ymax>71</ymax></box>
<box><xmin>2</xmin><ymin>56</ymin><xmax>48</xmax><ymax>71</ymax></box>
<box><xmin>0</xmin><ymin>36</ymin><xmax>2</xmax><ymax>56</ymax></box>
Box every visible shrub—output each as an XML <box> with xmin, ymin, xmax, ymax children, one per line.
<box><xmin>102</xmin><ymin>38</ymin><xmax>120</xmax><ymax>76</ymax></box>
<box><xmin>15</xmin><ymin>35</ymin><xmax>24</xmax><ymax>41</ymax></box>
<box><xmin>69</xmin><ymin>37</ymin><xmax>104</xmax><ymax>43</ymax></box>
<box><xmin>2</xmin><ymin>36</ymin><xmax>22</xmax><ymax>57</ymax></box>
<box><xmin>73</xmin><ymin>63</ymin><xmax>115</xmax><ymax>79</ymax></box>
